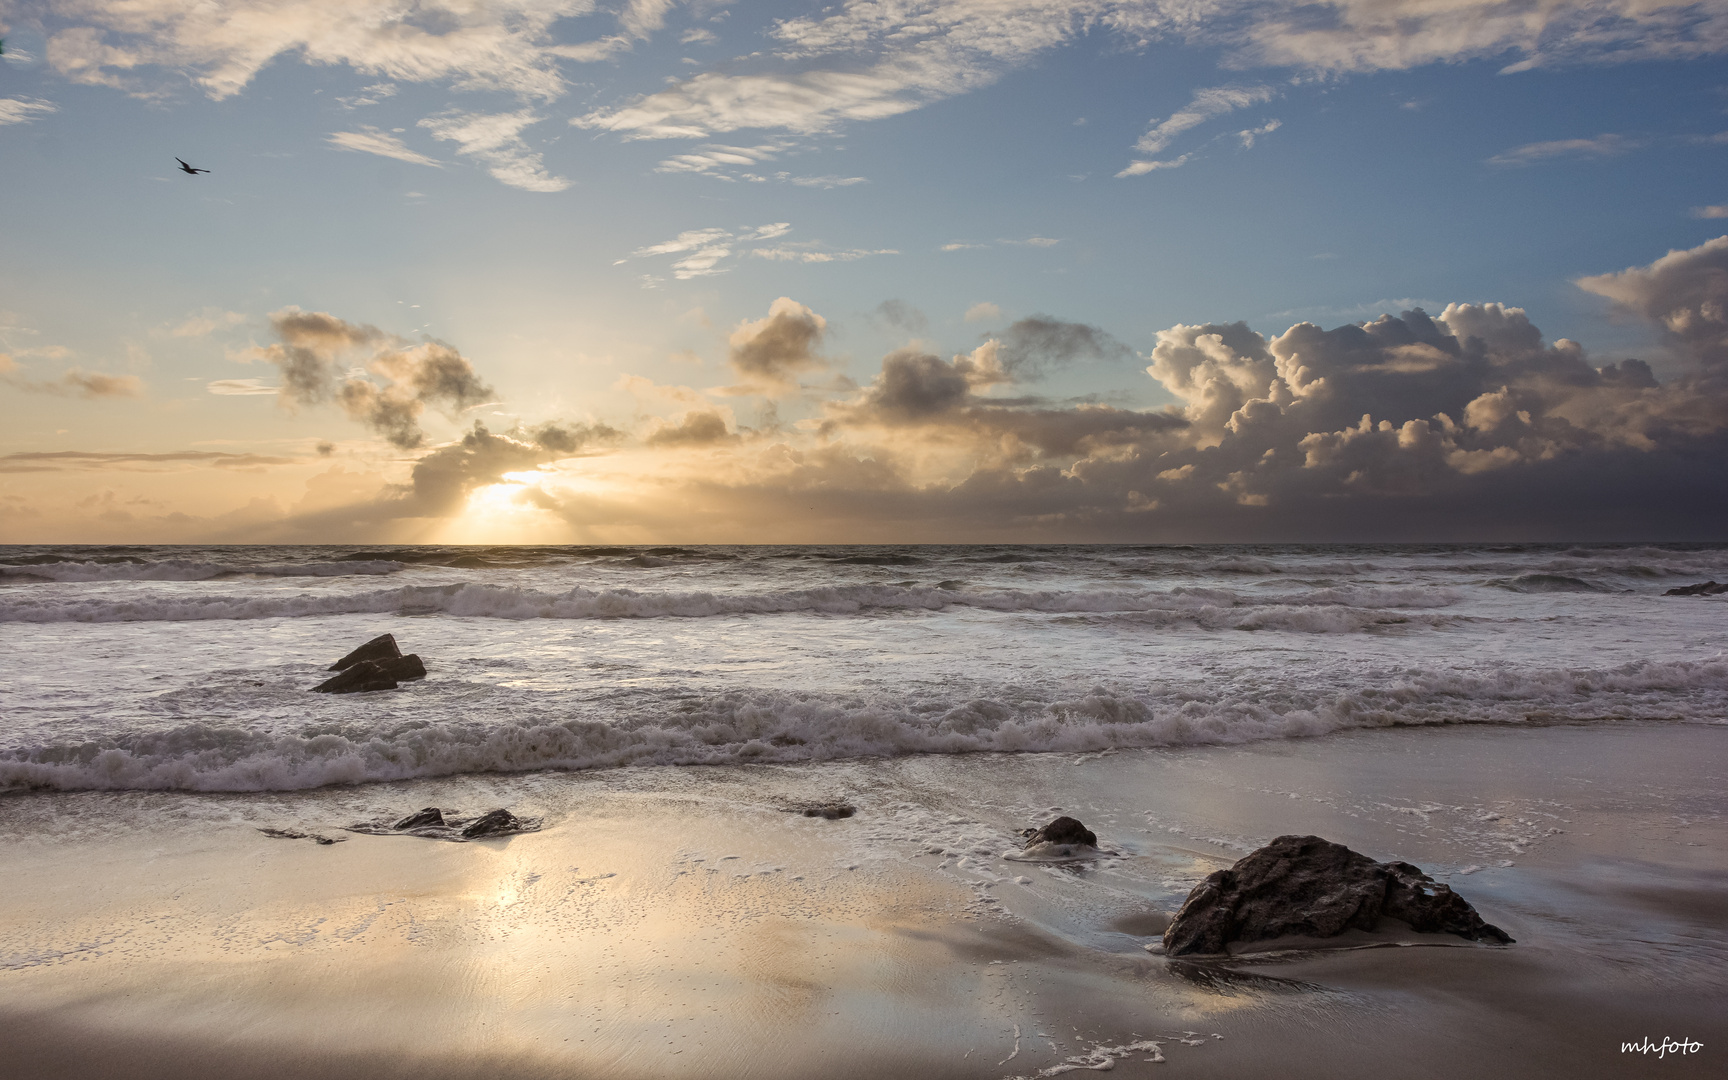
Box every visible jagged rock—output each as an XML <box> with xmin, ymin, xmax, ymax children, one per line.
<box><xmin>797</xmin><ymin>802</ymin><xmax>855</xmax><ymax>819</ymax></box>
<box><xmin>394</xmin><ymin>807</ymin><xmax>444</xmax><ymax>830</ymax></box>
<box><xmin>312</xmin><ymin>660</ymin><xmax>398</xmax><ymax>694</ymax></box>
<box><xmin>1162</xmin><ymin>834</ymin><xmax>1513</xmax><ymax>957</ymax></box>
<box><xmin>461</xmin><ymin>808</ymin><xmax>521</xmax><ymax>838</ymax></box>
<box><xmin>1021</xmin><ymin>816</ymin><xmax>1098</xmax><ymax>848</ymax></box>
<box><xmin>377</xmin><ymin>654</ymin><xmax>427</xmax><ymax>681</ymax></box>
<box><xmin>1665</xmin><ymin>581</ymin><xmax>1728</xmax><ymax>596</ymax></box>
<box><xmin>329</xmin><ymin>633</ymin><xmax>403</xmax><ymax>671</ymax></box>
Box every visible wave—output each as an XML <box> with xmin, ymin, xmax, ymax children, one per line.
<box><xmin>0</xmin><ymin>559</ymin><xmax>405</xmax><ymax>583</ymax></box>
<box><xmin>4</xmin><ymin>656</ymin><xmax>1720</xmax><ymax>793</ymax></box>
<box><xmin>1490</xmin><ymin>573</ymin><xmax>1621</xmax><ymax>594</ymax></box>
<box><xmin>0</xmin><ymin>581</ymin><xmax>1461</xmax><ymax>624</ymax></box>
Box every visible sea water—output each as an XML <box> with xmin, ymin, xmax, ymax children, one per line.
<box><xmin>3</xmin><ymin>542</ymin><xmax>1725</xmax><ymax>793</ymax></box>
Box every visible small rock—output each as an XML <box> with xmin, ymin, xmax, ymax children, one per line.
<box><xmin>461</xmin><ymin>808</ymin><xmax>521</xmax><ymax>839</ymax></box>
<box><xmin>1162</xmin><ymin>834</ymin><xmax>1512</xmax><ymax>957</ymax></box>
<box><xmin>796</xmin><ymin>802</ymin><xmax>856</xmax><ymax>819</ymax></box>
<box><xmin>258</xmin><ymin>827</ymin><xmax>346</xmax><ymax>845</ymax></box>
<box><xmin>312</xmin><ymin>660</ymin><xmax>398</xmax><ymax>694</ymax></box>
<box><xmin>1021</xmin><ymin>815</ymin><xmax>1098</xmax><ymax>848</ymax></box>
<box><xmin>1665</xmin><ymin>581</ymin><xmax>1728</xmax><ymax>596</ymax></box>
<box><xmin>394</xmin><ymin>807</ymin><xmax>444</xmax><ymax>830</ymax></box>
<box><xmin>329</xmin><ymin>633</ymin><xmax>403</xmax><ymax>672</ymax></box>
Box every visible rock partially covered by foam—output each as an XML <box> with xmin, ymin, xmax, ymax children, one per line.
<box><xmin>1665</xmin><ymin>581</ymin><xmax>1728</xmax><ymax>596</ymax></box>
<box><xmin>313</xmin><ymin>659</ymin><xmax>398</xmax><ymax>695</ymax></box>
<box><xmin>329</xmin><ymin>633</ymin><xmax>402</xmax><ymax>671</ymax></box>
<box><xmin>1162</xmin><ymin>834</ymin><xmax>1513</xmax><ymax>957</ymax></box>
<box><xmin>792</xmin><ymin>802</ymin><xmax>855</xmax><ymax>819</ymax></box>
<box><xmin>394</xmin><ymin>807</ymin><xmax>445</xmax><ymax>830</ymax></box>
<box><xmin>1022</xmin><ymin>816</ymin><xmax>1098</xmax><ymax>849</ymax></box>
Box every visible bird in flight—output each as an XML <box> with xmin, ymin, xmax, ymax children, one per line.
<box><xmin>176</xmin><ymin>158</ymin><xmax>210</xmax><ymax>175</ymax></box>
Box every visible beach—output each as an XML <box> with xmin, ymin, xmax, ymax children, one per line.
<box><xmin>2</xmin><ymin>721</ymin><xmax>1722</xmax><ymax>1079</ymax></box>
<box><xmin>1</xmin><ymin>543</ymin><xmax>1724</xmax><ymax>1077</ymax></box>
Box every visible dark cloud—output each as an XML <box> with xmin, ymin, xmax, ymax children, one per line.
<box><xmin>726</xmin><ymin>297</ymin><xmax>827</xmax><ymax>392</ymax></box>
<box><xmin>406</xmin><ymin>420</ymin><xmax>619</xmax><ymax>513</ymax></box>
<box><xmin>874</xmin><ymin>299</ymin><xmax>929</xmax><ymax>335</ymax></box>
<box><xmin>2</xmin><ymin>368</ymin><xmax>145</xmax><ymax>398</ymax></box>
<box><xmin>645</xmin><ymin>410</ymin><xmax>739</xmax><ymax>446</ymax></box>
<box><xmin>256</xmin><ymin>308</ymin><xmax>494</xmax><ymax>449</ymax></box>
<box><xmin>1577</xmin><ymin>234</ymin><xmax>1728</xmax><ymax>372</ymax></box>
<box><xmin>988</xmin><ymin>316</ymin><xmax>1130</xmax><ymax>380</ymax></box>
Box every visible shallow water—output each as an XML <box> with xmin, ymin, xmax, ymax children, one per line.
<box><xmin>3</xmin><ymin>542</ymin><xmax>1726</xmax><ymax>792</ymax></box>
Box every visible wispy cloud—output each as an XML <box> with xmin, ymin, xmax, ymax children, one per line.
<box><xmin>621</xmin><ymin>223</ymin><xmax>806</xmax><ymax>279</ymax></box>
<box><xmin>419</xmin><ymin>109</ymin><xmax>567</xmax><ymax>192</ymax></box>
<box><xmin>1487</xmin><ymin>133</ymin><xmax>1642</xmax><ymax>167</ymax></box>
<box><xmin>1694</xmin><ymin>205</ymin><xmax>1728</xmax><ymax>219</ymax></box>
<box><xmin>0</xmin><ymin>97</ymin><xmax>57</xmax><ymax>126</ymax></box>
<box><xmin>328</xmin><ymin>127</ymin><xmax>442</xmax><ymax>167</ymax></box>
<box><xmin>1119</xmin><ymin>84</ymin><xmax>1276</xmax><ymax>177</ymax></box>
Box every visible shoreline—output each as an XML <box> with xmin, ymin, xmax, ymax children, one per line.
<box><xmin>1</xmin><ymin>722</ymin><xmax>1723</xmax><ymax>1079</ymax></box>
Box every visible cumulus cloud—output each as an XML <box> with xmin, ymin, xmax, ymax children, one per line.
<box><xmin>418</xmin><ymin>109</ymin><xmax>567</xmax><ymax>192</ymax></box>
<box><xmin>987</xmin><ymin>316</ymin><xmax>1131</xmax><ymax>380</ymax></box>
<box><xmin>645</xmin><ymin>410</ymin><xmax>741</xmax><ymax>446</ymax></box>
<box><xmin>405</xmin><ymin>420</ymin><xmax>617</xmax><ymax>512</ymax></box>
<box><xmin>328</xmin><ymin>127</ymin><xmax>442</xmax><ymax>167</ymax></box>
<box><xmin>726</xmin><ymin>297</ymin><xmax>829</xmax><ymax>393</ymax></box>
<box><xmin>249</xmin><ymin>308</ymin><xmax>494</xmax><ymax>448</ymax></box>
<box><xmin>1576</xmin><ymin>234</ymin><xmax>1728</xmax><ymax>371</ymax></box>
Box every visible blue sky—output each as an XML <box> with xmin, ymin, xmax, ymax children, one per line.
<box><xmin>3</xmin><ymin>0</ymin><xmax>1727</xmax><ymax>542</ymax></box>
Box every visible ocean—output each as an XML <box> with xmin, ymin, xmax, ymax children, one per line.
<box><xmin>3</xmin><ymin>542</ymin><xmax>1725</xmax><ymax>793</ymax></box>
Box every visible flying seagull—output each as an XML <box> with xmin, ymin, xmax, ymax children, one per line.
<box><xmin>176</xmin><ymin>158</ymin><xmax>210</xmax><ymax>175</ymax></box>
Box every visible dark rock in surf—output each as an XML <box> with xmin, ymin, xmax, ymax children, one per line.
<box><xmin>394</xmin><ymin>807</ymin><xmax>445</xmax><ymax>830</ymax></box>
<box><xmin>1161</xmin><ymin>834</ymin><xmax>1513</xmax><ymax>957</ymax></box>
<box><xmin>1021</xmin><ymin>816</ymin><xmax>1098</xmax><ymax>848</ymax></box>
<box><xmin>795</xmin><ymin>802</ymin><xmax>856</xmax><ymax>819</ymax></box>
<box><xmin>329</xmin><ymin>633</ymin><xmax>403</xmax><ymax>671</ymax></box>
<box><xmin>258</xmin><ymin>827</ymin><xmax>346</xmax><ymax>845</ymax></box>
<box><xmin>461</xmin><ymin>808</ymin><xmax>521</xmax><ymax>839</ymax></box>
<box><xmin>312</xmin><ymin>659</ymin><xmax>398</xmax><ymax>694</ymax></box>
<box><xmin>1665</xmin><ymin>581</ymin><xmax>1728</xmax><ymax>596</ymax></box>
<box><xmin>377</xmin><ymin>653</ymin><xmax>427</xmax><ymax>681</ymax></box>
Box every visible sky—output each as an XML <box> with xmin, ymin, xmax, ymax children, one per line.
<box><xmin>2</xmin><ymin>0</ymin><xmax>1727</xmax><ymax>544</ymax></box>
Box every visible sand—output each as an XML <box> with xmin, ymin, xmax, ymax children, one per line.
<box><xmin>1</xmin><ymin>721</ymin><xmax>1723</xmax><ymax>1079</ymax></box>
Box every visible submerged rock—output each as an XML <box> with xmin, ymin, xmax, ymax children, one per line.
<box><xmin>796</xmin><ymin>802</ymin><xmax>856</xmax><ymax>819</ymax></box>
<box><xmin>1162</xmin><ymin>834</ymin><xmax>1513</xmax><ymax>957</ymax></box>
<box><xmin>1021</xmin><ymin>816</ymin><xmax>1098</xmax><ymax>849</ymax></box>
<box><xmin>461</xmin><ymin>808</ymin><xmax>521</xmax><ymax>839</ymax></box>
<box><xmin>329</xmin><ymin>633</ymin><xmax>403</xmax><ymax>671</ymax></box>
<box><xmin>312</xmin><ymin>659</ymin><xmax>398</xmax><ymax>694</ymax></box>
<box><xmin>394</xmin><ymin>807</ymin><xmax>445</xmax><ymax>830</ymax></box>
<box><xmin>258</xmin><ymin>827</ymin><xmax>346</xmax><ymax>845</ymax></box>
<box><xmin>1665</xmin><ymin>581</ymin><xmax>1728</xmax><ymax>596</ymax></box>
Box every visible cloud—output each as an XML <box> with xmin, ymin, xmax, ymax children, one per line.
<box><xmin>1576</xmin><ymin>234</ymin><xmax>1728</xmax><ymax>372</ymax></box>
<box><xmin>1695</xmin><ymin>205</ymin><xmax>1728</xmax><ymax>219</ymax></box>
<box><xmin>750</xmin><ymin>244</ymin><xmax>897</xmax><ymax>263</ymax></box>
<box><xmin>206</xmin><ymin>378</ymin><xmax>280</xmax><ymax>395</ymax></box>
<box><xmin>987</xmin><ymin>317</ymin><xmax>1132</xmax><ymax>380</ymax></box>
<box><xmin>0</xmin><ymin>97</ymin><xmax>57</xmax><ymax>125</ymax></box>
<box><xmin>418</xmin><ymin>109</ymin><xmax>567</xmax><ymax>191</ymax></box>
<box><xmin>1134</xmin><ymin>84</ymin><xmax>1277</xmax><ymax>156</ymax></box>
<box><xmin>2</xmin><ymin>368</ymin><xmax>145</xmax><ymax>398</ymax></box>
<box><xmin>964</xmin><ymin>302</ymin><xmax>1002</xmax><ymax>323</ymax></box>
<box><xmin>170</xmin><ymin>311</ymin><xmax>247</xmax><ymax>337</ymax></box>
<box><xmin>645</xmin><ymin>410</ymin><xmax>741</xmax><ymax>446</ymax></box>
<box><xmin>405</xmin><ymin>420</ymin><xmax>617</xmax><ymax>513</ymax></box>
<box><xmin>726</xmin><ymin>297</ymin><xmax>828</xmax><ymax>392</ymax></box>
<box><xmin>328</xmin><ymin>127</ymin><xmax>443</xmax><ymax>167</ymax></box>
<box><xmin>623</xmin><ymin>223</ymin><xmax>888</xmax><ymax>279</ymax></box>
<box><xmin>249</xmin><ymin>307</ymin><xmax>494</xmax><ymax>448</ymax></box>
<box><xmin>0</xmin><ymin>450</ymin><xmax>295</xmax><ymax>473</ymax></box>
<box><xmin>1486</xmin><ymin>134</ymin><xmax>1642</xmax><ymax>167</ymax></box>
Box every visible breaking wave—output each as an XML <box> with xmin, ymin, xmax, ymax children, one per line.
<box><xmin>3</xmin><ymin>656</ymin><xmax>1721</xmax><ymax>793</ymax></box>
<box><xmin>0</xmin><ymin>582</ymin><xmax>1462</xmax><ymax>624</ymax></box>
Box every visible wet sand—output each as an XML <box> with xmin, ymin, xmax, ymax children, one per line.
<box><xmin>1</xmin><ymin>721</ymin><xmax>1723</xmax><ymax>1079</ymax></box>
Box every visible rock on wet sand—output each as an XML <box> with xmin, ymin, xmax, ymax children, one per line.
<box><xmin>1162</xmin><ymin>833</ymin><xmax>1513</xmax><ymax>957</ymax></box>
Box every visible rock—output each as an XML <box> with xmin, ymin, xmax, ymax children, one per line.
<box><xmin>798</xmin><ymin>802</ymin><xmax>855</xmax><ymax>819</ymax></box>
<box><xmin>461</xmin><ymin>808</ymin><xmax>521</xmax><ymax>839</ymax></box>
<box><xmin>329</xmin><ymin>633</ymin><xmax>403</xmax><ymax>671</ymax></box>
<box><xmin>258</xmin><ymin>827</ymin><xmax>346</xmax><ymax>845</ymax></box>
<box><xmin>394</xmin><ymin>807</ymin><xmax>444</xmax><ymax>830</ymax></box>
<box><xmin>312</xmin><ymin>660</ymin><xmax>398</xmax><ymax>694</ymax></box>
<box><xmin>1162</xmin><ymin>834</ymin><xmax>1513</xmax><ymax>957</ymax></box>
<box><xmin>1665</xmin><ymin>581</ymin><xmax>1728</xmax><ymax>596</ymax></box>
<box><xmin>377</xmin><ymin>654</ymin><xmax>427</xmax><ymax>681</ymax></box>
<box><xmin>1021</xmin><ymin>816</ymin><xmax>1098</xmax><ymax>848</ymax></box>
